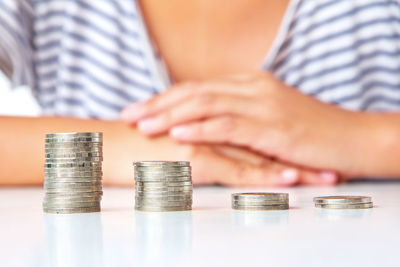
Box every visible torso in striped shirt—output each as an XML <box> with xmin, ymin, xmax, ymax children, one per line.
<box><xmin>0</xmin><ymin>0</ymin><xmax>399</xmax><ymax>120</ymax></box>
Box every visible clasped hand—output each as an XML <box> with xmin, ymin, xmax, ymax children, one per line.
<box><xmin>121</xmin><ymin>72</ymin><xmax>358</xmax><ymax>186</ymax></box>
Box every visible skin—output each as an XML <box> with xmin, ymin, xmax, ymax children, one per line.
<box><xmin>0</xmin><ymin>0</ymin><xmax>340</xmax><ymax>186</ymax></box>
<box><xmin>121</xmin><ymin>72</ymin><xmax>400</xmax><ymax>178</ymax></box>
<box><xmin>0</xmin><ymin>117</ymin><xmax>335</xmax><ymax>187</ymax></box>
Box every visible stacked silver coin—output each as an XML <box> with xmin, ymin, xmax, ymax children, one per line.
<box><xmin>313</xmin><ymin>196</ymin><xmax>373</xmax><ymax>209</ymax></box>
<box><xmin>232</xmin><ymin>193</ymin><xmax>289</xmax><ymax>210</ymax></box>
<box><xmin>134</xmin><ymin>161</ymin><xmax>193</xmax><ymax>212</ymax></box>
<box><xmin>43</xmin><ymin>132</ymin><xmax>103</xmax><ymax>214</ymax></box>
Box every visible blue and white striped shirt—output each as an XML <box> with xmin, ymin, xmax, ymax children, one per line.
<box><xmin>1</xmin><ymin>0</ymin><xmax>400</xmax><ymax>119</ymax></box>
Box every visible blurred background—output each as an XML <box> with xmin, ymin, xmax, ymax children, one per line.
<box><xmin>0</xmin><ymin>74</ymin><xmax>40</xmax><ymax>116</ymax></box>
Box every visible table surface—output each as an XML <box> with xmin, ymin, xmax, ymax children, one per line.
<box><xmin>1</xmin><ymin>182</ymin><xmax>399</xmax><ymax>267</ymax></box>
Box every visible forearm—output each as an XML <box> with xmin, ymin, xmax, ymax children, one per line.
<box><xmin>305</xmin><ymin>110</ymin><xmax>400</xmax><ymax>178</ymax></box>
<box><xmin>348</xmin><ymin>112</ymin><xmax>400</xmax><ymax>178</ymax></box>
<box><xmin>0</xmin><ymin>116</ymin><xmax>186</xmax><ymax>186</ymax></box>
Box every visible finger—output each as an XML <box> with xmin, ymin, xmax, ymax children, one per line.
<box><xmin>212</xmin><ymin>145</ymin><xmax>266</xmax><ymax>166</ymax></box>
<box><xmin>189</xmin><ymin>145</ymin><xmax>299</xmax><ymax>186</ymax></box>
<box><xmin>298</xmin><ymin>170</ymin><xmax>338</xmax><ymax>186</ymax></box>
<box><xmin>137</xmin><ymin>94</ymin><xmax>256</xmax><ymax>135</ymax></box>
<box><xmin>193</xmin><ymin>148</ymin><xmax>299</xmax><ymax>187</ymax></box>
<box><xmin>120</xmin><ymin>79</ymin><xmax>255</xmax><ymax>123</ymax></box>
<box><xmin>170</xmin><ymin>116</ymin><xmax>263</xmax><ymax>148</ymax></box>
<box><xmin>120</xmin><ymin>84</ymin><xmax>193</xmax><ymax>123</ymax></box>
<box><xmin>227</xmin><ymin>162</ymin><xmax>300</xmax><ymax>187</ymax></box>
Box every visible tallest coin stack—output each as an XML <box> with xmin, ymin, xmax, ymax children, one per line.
<box><xmin>43</xmin><ymin>132</ymin><xmax>103</xmax><ymax>214</ymax></box>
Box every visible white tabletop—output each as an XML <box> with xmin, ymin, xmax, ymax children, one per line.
<box><xmin>1</xmin><ymin>182</ymin><xmax>400</xmax><ymax>267</ymax></box>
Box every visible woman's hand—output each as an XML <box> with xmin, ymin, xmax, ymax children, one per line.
<box><xmin>104</xmin><ymin>126</ymin><xmax>338</xmax><ymax>186</ymax></box>
<box><xmin>174</xmin><ymin>144</ymin><xmax>338</xmax><ymax>187</ymax></box>
<box><xmin>121</xmin><ymin>72</ymin><xmax>366</xmax><ymax>175</ymax></box>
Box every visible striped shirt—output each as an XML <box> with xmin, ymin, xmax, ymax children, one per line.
<box><xmin>0</xmin><ymin>0</ymin><xmax>400</xmax><ymax>120</ymax></box>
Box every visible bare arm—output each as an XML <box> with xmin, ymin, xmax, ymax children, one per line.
<box><xmin>0</xmin><ymin>116</ymin><xmax>339</xmax><ymax>187</ymax></box>
<box><xmin>0</xmin><ymin>116</ymin><xmax>181</xmax><ymax>186</ymax></box>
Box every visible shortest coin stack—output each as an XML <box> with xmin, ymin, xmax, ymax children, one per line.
<box><xmin>232</xmin><ymin>193</ymin><xmax>289</xmax><ymax>211</ymax></box>
<box><xmin>134</xmin><ymin>161</ymin><xmax>193</xmax><ymax>212</ymax></box>
<box><xmin>43</xmin><ymin>132</ymin><xmax>103</xmax><ymax>214</ymax></box>
<box><xmin>313</xmin><ymin>196</ymin><xmax>373</xmax><ymax>209</ymax></box>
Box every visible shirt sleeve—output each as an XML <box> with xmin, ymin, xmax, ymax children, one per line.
<box><xmin>0</xmin><ymin>0</ymin><xmax>34</xmax><ymax>88</ymax></box>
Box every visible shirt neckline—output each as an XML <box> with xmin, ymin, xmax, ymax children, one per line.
<box><xmin>135</xmin><ymin>0</ymin><xmax>298</xmax><ymax>89</ymax></box>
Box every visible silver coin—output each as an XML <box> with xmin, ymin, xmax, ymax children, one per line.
<box><xmin>315</xmin><ymin>202</ymin><xmax>373</xmax><ymax>209</ymax></box>
<box><xmin>135</xmin><ymin>205</ymin><xmax>191</xmax><ymax>212</ymax></box>
<box><xmin>44</xmin><ymin>174</ymin><xmax>102</xmax><ymax>179</ymax></box>
<box><xmin>45</xmin><ymin>137</ymin><xmax>103</xmax><ymax>143</ymax></box>
<box><xmin>44</xmin><ymin>196</ymin><xmax>102</xmax><ymax>202</ymax></box>
<box><xmin>135</xmin><ymin>201</ymin><xmax>192</xmax><ymax>207</ymax></box>
<box><xmin>135</xmin><ymin>181</ymin><xmax>192</xmax><ymax>187</ymax></box>
<box><xmin>45</xmin><ymin>151</ymin><xmax>103</xmax><ymax>158</ymax></box>
<box><xmin>44</xmin><ymin>181</ymin><xmax>102</xmax><ymax>187</ymax></box>
<box><xmin>135</xmin><ymin>177</ymin><xmax>192</xmax><ymax>184</ymax></box>
<box><xmin>135</xmin><ymin>190</ymin><xmax>192</xmax><ymax>196</ymax></box>
<box><xmin>134</xmin><ymin>161</ymin><xmax>190</xmax><ymax>167</ymax></box>
<box><xmin>44</xmin><ymin>134</ymin><xmax>103</xmax><ymax>140</ymax></box>
<box><xmin>45</xmin><ymin>143</ymin><xmax>102</xmax><ymax>149</ymax></box>
<box><xmin>46</xmin><ymin>132</ymin><xmax>103</xmax><ymax>138</ymax></box>
<box><xmin>43</xmin><ymin>206</ymin><xmax>101</xmax><ymax>214</ymax></box>
<box><xmin>44</xmin><ymin>186</ymin><xmax>102</xmax><ymax>193</ymax></box>
<box><xmin>313</xmin><ymin>196</ymin><xmax>372</xmax><ymax>204</ymax></box>
<box><xmin>135</xmin><ymin>195</ymin><xmax>192</xmax><ymax>200</ymax></box>
<box><xmin>136</xmin><ymin>187</ymin><xmax>192</xmax><ymax>193</ymax></box>
<box><xmin>232</xmin><ymin>193</ymin><xmax>289</xmax><ymax>201</ymax></box>
<box><xmin>232</xmin><ymin>204</ymin><xmax>289</xmax><ymax>210</ymax></box>
<box><xmin>45</xmin><ymin>157</ymin><xmax>103</xmax><ymax>162</ymax></box>
<box><xmin>232</xmin><ymin>199</ymin><xmax>288</xmax><ymax>206</ymax></box>
<box><xmin>45</xmin><ymin>162</ymin><xmax>102</xmax><ymax>168</ymax></box>
<box><xmin>135</xmin><ymin>195</ymin><xmax>192</xmax><ymax>201</ymax></box>
<box><xmin>135</xmin><ymin>182</ymin><xmax>192</xmax><ymax>189</ymax></box>
<box><xmin>135</xmin><ymin>171</ymin><xmax>192</xmax><ymax>178</ymax></box>
<box><xmin>135</xmin><ymin>204</ymin><xmax>192</xmax><ymax>210</ymax></box>
<box><xmin>136</xmin><ymin>185</ymin><xmax>192</xmax><ymax>191</ymax></box>
<box><xmin>43</xmin><ymin>201</ymin><xmax>100</xmax><ymax>208</ymax></box>
<box><xmin>45</xmin><ymin>167</ymin><xmax>102</xmax><ymax>173</ymax></box>
<box><xmin>45</xmin><ymin>147</ymin><xmax>103</xmax><ymax>153</ymax></box>
<box><xmin>44</xmin><ymin>183</ymin><xmax>102</xmax><ymax>189</ymax></box>
<box><xmin>44</xmin><ymin>178</ymin><xmax>102</xmax><ymax>184</ymax></box>
<box><xmin>45</xmin><ymin>192</ymin><xmax>103</xmax><ymax>199</ymax></box>
<box><xmin>135</xmin><ymin>166</ymin><xmax>191</xmax><ymax>171</ymax></box>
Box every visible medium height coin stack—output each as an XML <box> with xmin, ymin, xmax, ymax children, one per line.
<box><xmin>134</xmin><ymin>161</ymin><xmax>193</xmax><ymax>212</ymax></box>
<box><xmin>43</xmin><ymin>132</ymin><xmax>103</xmax><ymax>214</ymax></box>
<box><xmin>232</xmin><ymin>193</ymin><xmax>289</xmax><ymax>210</ymax></box>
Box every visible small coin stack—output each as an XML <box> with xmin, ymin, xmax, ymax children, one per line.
<box><xmin>313</xmin><ymin>196</ymin><xmax>373</xmax><ymax>209</ymax></box>
<box><xmin>134</xmin><ymin>161</ymin><xmax>193</xmax><ymax>212</ymax></box>
<box><xmin>232</xmin><ymin>193</ymin><xmax>289</xmax><ymax>211</ymax></box>
<box><xmin>43</xmin><ymin>132</ymin><xmax>103</xmax><ymax>214</ymax></box>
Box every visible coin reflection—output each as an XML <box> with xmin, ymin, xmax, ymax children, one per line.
<box><xmin>135</xmin><ymin>211</ymin><xmax>192</xmax><ymax>266</ymax></box>
<box><xmin>315</xmin><ymin>208</ymin><xmax>372</xmax><ymax>220</ymax></box>
<box><xmin>232</xmin><ymin>210</ymin><xmax>289</xmax><ymax>227</ymax></box>
<box><xmin>43</xmin><ymin>213</ymin><xmax>104</xmax><ymax>267</ymax></box>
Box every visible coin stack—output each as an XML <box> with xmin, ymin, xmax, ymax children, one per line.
<box><xmin>313</xmin><ymin>196</ymin><xmax>373</xmax><ymax>209</ymax></box>
<box><xmin>232</xmin><ymin>193</ymin><xmax>289</xmax><ymax>211</ymax></box>
<box><xmin>43</xmin><ymin>132</ymin><xmax>103</xmax><ymax>214</ymax></box>
<box><xmin>134</xmin><ymin>161</ymin><xmax>193</xmax><ymax>212</ymax></box>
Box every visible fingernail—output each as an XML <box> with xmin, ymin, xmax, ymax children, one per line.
<box><xmin>138</xmin><ymin>118</ymin><xmax>159</xmax><ymax>134</ymax></box>
<box><xmin>170</xmin><ymin>126</ymin><xmax>191</xmax><ymax>140</ymax></box>
<box><xmin>280</xmin><ymin>169</ymin><xmax>298</xmax><ymax>184</ymax></box>
<box><xmin>319</xmin><ymin>171</ymin><xmax>337</xmax><ymax>183</ymax></box>
<box><xmin>120</xmin><ymin>103</ymin><xmax>145</xmax><ymax>122</ymax></box>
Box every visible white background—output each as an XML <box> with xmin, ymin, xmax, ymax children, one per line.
<box><xmin>0</xmin><ymin>72</ymin><xmax>40</xmax><ymax>116</ymax></box>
